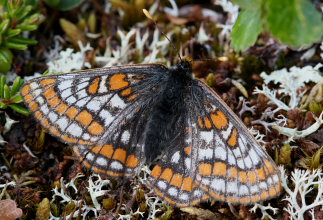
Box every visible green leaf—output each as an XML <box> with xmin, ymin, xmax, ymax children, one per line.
<box><xmin>231</xmin><ymin>0</ymin><xmax>261</xmax><ymax>10</ymax></box>
<box><xmin>0</xmin><ymin>48</ymin><xmax>13</xmax><ymax>73</ymax></box>
<box><xmin>0</xmin><ymin>75</ymin><xmax>6</xmax><ymax>98</ymax></box>
<box><xmin>7</xmin><ymin>29</ymin><xmax>22</xmax><ymax>37</ymax></box>
<box><xmin>16</xmin><ymin>24</ymin><xmax>38</xmax><ymax>31</ymax></box>
<box><xmin>231</xmin><ymin>10</ymin><xmax>263</xmax><ymax>51</ymax></box>
<box><xmin>265</xmin><ymin>0</ymin><xmax>323</xmax><ymax>48</ymax></box>
<box><xmin>3</xmin><ymin>84</ymin><xmax>10</xmax><ymax>99</ymax></box>
<box><xmin>0</xmin><ymin>101</ymin><xmax>7</xmax><ymax>109</ymax></box>
<box><xmin>10</xmin><ymin>76</ymin><xmax>21</xmax><ymax>96</ymax></box>
<box><xmin>8</xmin><ymin>36</ymin><xmax>37</xmax><ymax>45</ymax></box>
<box><xmin>11</xmin><ymin>94</ymin><xmax>23</xmax><ymax>103</ymax></box>
<box><xmin>3</xmin><ymin>41</ymin><xmax>28</xmax><ymax>50</ymax></box>
<box><xmin>44</xmin><ymin>0</ymin><xmax>85</xmax><ymax>11</ymax></box>
<box><xmin>9</xmin><ymin>104</ymin><xmax>30</xmax><ymax>115</ymax></box>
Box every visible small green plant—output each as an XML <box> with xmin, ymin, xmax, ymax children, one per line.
<box><xmin>0</xmin><ymin>75</ymin><xmax>30</xmax><ymax>115</ymax></box>
<box><xmin>0</xmin><ymin>0</ymin><xmax>45</xmax><ymax>73</ymax></box>
<box><xmin>231</xmin><ymin>0</ymin><xmax>323</xmax><ymax>51</ymax></box>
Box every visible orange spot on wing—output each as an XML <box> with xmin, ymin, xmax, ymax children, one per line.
<box><xmin>198</xmin><ymin>117</ymin><xmax>204</xmax><ymax>128</ymax></box>
<box><xmin>211</xmin><ymin>111</ymin><xmax>228</xmax><ymax>130</ymax></box>
<box><xmin>40</xmin><ymin>78</ymin><xmax>56</xmax><ymax>86</ymax></box>
<box><xmin>251</xmin><ymin>195</ymin><xmax>261</xmax><ymax>202</ymax></box>
<box><xmin>127</xmin><ymin>94</ymin><xmax>138</xmax><ymax>101</ymax></box>
<box><xmin>88</xmin><ymin>121</ymin><xmax>104</xmax><ymax>135</ymax></box>
<box><xmin>88</xmin><ymin>78</ymin><xmax>100</xmax><ymax>94</ymax></box>
<box><xmin>227</xmin><ymin>196</ymin><xmax>238</xmax><ymax>203</ymax></box>
<box><xmin>21</xmin><ymin>85</ymin><xmax>31</xmax><ymax>96</ymax></box>
<box><xmin>56</xmin><ymin>103</ymin><xmax>68</xmax><ymax>114</ymax></box>
<box><xmin>227</xmin><ymin>128</ymin><xmax>238</xmax><ymax>147</ymax></box>
<box><xmin>256</xmin><ymin>168</ymin><xmax>266</xmax><ymax>180</ymax></box>
<box><xmin>227</xmin><ymin>167</ymin><xmax>238</xmax><ymax>178</ymax></box>
<box><xmin>275</xmin><ymin>183</ymin><xmax>281</xmax><ymax>192</ymax></box>
<box><xmin>170</xmin><ymin>174</ymin><xmax>183</xmax><ymax>187</ymax></box>
<box><xmin>76</xmin><ymin>110</ymin><xmax>93</xmax><ymax>127</ymax></box>
<box><xmin>261</xmin><ymin>191</ymin><xmax>269</xmax><ymax>200</ymax></box>
<box><xmin>24</xmin><ymin>94</ymin><xmax>33</xmax><ymax>103</ymax></box>
<box><xmin>182</xmin><ymin>177</ymin><xmax>193</xmax><ymax>191</ymax></box>
<box><xmin>184</xmin><ymin>146</ymin><xmax>192</xmax><ymax>155</ymax></box>
<box><xmin>151</xmin><ymin>165</ymin><xmax>162</xmax><ymax>178</ymax></box>
<box><xmin>29</xmin><ymin>101</ymin><xmax>39</xmax><ymax>112</ymax></box>
<box><xmin>62</xmin><ymin>135</ymin><xmax>78</xmax><ymax>143</ymax></box>
<box><xmin>264</xmin><ymin>159</ymin><xmax>275</xmax><ymax>174</ymax></box>
<box><xmin>239</xmin><ymin>197</ymin><xmax>251</xmax><ymax>204</ymax></box>
<box><xmin>92</xmin><ymin>145</ymin><xmax>114</xmax><ymax>158</ymax></box>
<box><xmin>120</xmin><ymin>88</ymin><xmax>131</xmax><ymax>96</ymax></box>
<box><xmin>109</xmin><ymin>73</ymin><xmax>129</xmax><ymax>90</ymax></box>
<box><xmin>48</xmin><ymin>96</ymin><xmax>61</xmax><ymax>108</ymax></box>
<box><xmin>209</xmin><ymin>191</ymin><xmax>225</xmax><ymax>201</ymax></box>
<box><xmin>213</xmin><ymin>162</ymin><xmax>227</xmax><ymax>176</ymax></box>
<box><xmin>66</xmin><ymin>106</ymin><xmax>79</xmax><ymax>119</ymax></box>
<box><xmin>112</xmin><ymin>148</ymin><xmax>127</xmax><ymax>163</ymax></box>
<box><xmin>42</xmin><ymin>119</ymin><xmax>50</xmax><ymax>127</ymax></box>
<box><xmin>247</xmin><ymin>170</ymin><xmax>257</xmax><ymax>183</ymax></box>
<box><xmin>239</xmin><ymin>171</ymin><xmax>248</xmax><ymax>183</ymax></box>
<box><xmin>160</xmin><ymin>168</ymin><xmax>173</xmax><ymax>182</ymax></box>
<box><xmin>126</xmin><ymin>155</ymin><xmax>138</xmax><ymax>168</ymax></box>
<box><xmin>199</xmin><ymin>163</ymin><xmax>212</xmax><ymax>176</ymax></box>
<box><xmin>204</xmin><ymin>117</ymin><xmax>212</xmax><ymax>129</ymax></box>
<box><xmin>43</xmin><ymin>87</ymin><xmax>56</xmax><ymax>99</ymax></box>
<box><xmin>269</xmin><ymin>186</ymin><xmax>276</xmax><ymax>196</ymax></box>
<box><xmin>35</xmin><ymin>111</ymin><xmax>43</xmax><ymax>120</ymax></box>
<box><xmin>49</xmin><ymin>126</ymin><xmax>60</xmax><ymax>136</ymax></box>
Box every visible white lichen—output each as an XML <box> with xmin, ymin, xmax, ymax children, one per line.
<box><xmin>257</xmin><ymin>65</ymin><xmax>323</xmax><ymax>110</ymax></box>
<box><xmin>250</xmin><ymin>203</ymin><xmax>278</xmax><ymax>220</ymax></box>
<box><xmin>272</xmin><ymin>111</ymin><xmax>323</xmax><ymax>143</ymax></box>
<box><xmin>46</xmin><ymin>41</ymin><xmax>92</xmax><ymax>74</ymax></box>
<box><xmin>280</xmin><ymin>167</ymin><xmax>323</xmax><ymax>220</ymax></box>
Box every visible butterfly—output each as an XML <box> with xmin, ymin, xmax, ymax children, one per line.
<box><xmin>21</xmin><ymin>57</ymin><xmax>281</xmax><ymax>207</ymax></box>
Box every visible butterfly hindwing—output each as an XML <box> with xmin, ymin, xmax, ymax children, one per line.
<box><xmin>148</xmin><ymin>79</ymin><xmax>281</xmax><ymax>205</ymax></box>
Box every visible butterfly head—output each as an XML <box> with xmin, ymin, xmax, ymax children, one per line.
<box><xmin>173</xmin><ymin>56</ymin><xmax>193</xmax><ymax>80</ymax></box>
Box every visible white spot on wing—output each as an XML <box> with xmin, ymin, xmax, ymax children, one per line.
<box><xmin>227</xmin><ymin>181</ymin><xmax>238</xmax><ymax>193</ymax></box>
<box><xmin>77</xmin><ymin>82</ymin><xmax>88</xmax><ymax>91</ymax></box>
<box><xmin>111</xmin><ymin>161</ymin><xmax>123</xmax><ymax>170</ymax></box>
<box><xmin>40</xmin><ymin>105</ymin><xmax>49</xmax><ymax>114</ymax></box>
<box><xmin>200</xmin><ymin>131</ymin><xmax>213</xmax><ymax>144</ymax></box>
<box><xmin>168</xmin><ymin>187</ymin><xmax>178</xmax><ymax>196</ymax></box>
<box><xmin>250</xmin><ymin>184</ymin><xmax>259</xmax><ymax>194</ymax></box>
<box><xmin>86</xmin><ymin>152</ymin><xmax>94</xmax><ymax>161</ymax></box>
<box><xmin>198</xmin><ymin>148</ymin><xmax>213</xmax><ymax>160</ymax></box>
<box><xmin>48</xmin><ymin>112</ymin><xmax>58</xmax><ymax>122</ymax></box>
<box><xmin>110</xmin><ymin>94</ymin><xmax>126</xmax><ymax>108</ymax></box>
<box><xmin>100</xmin><ymin>109</ymin><xmax>114</xmax><ymax>126</ymax></box>
<box><xmin>86</xmin><ymin>99</ymin><xmax>102</xmax><ymax>111</ymax></box>
<box><xmin>211</xmin><ymin>178</ymin><xmax>225</xmax><ymax>192</ymax></box>
<box><xmin>237</xmin><ymin>158</ymin><xmax>245</xmax><ymax>169</ymax></box>
<box><xmin>75</xmin><ymin>98</ymin><xmax>90</xmax><ymax>107</ymax></box>
<box><xmin>227</xmin><ymin>152</ymin><xmax>236</xmax><ymax>166</ymax></box>
<box><xmin>58</xmin><ymin>80</ymin><xmax>73</xmax><ymax>91</ymax></box>
<box><xmin>56</xmin><ymin>117</ymin><xmax>68</xmax><ymax>130</ymax></box>
<box><xmin>121</xmin><ymin>131</ymin><xmax>130</xmax><ymax>144</ymax></box>
<box><xmin>179</xmin><ymin>193</ymin><xmax>189</xmax><ymax>201</ymax></box>
<box><xmin>98</xmin><ymin>76</ymin><xmax>108</xmax><ymax>93</ymax></box>
<box><xmin>239</xmin><ymin>185</ymin><xmax>249</xmax><ymax>196</ymax></box>
<box><xmin>214</xmin><ymin>147</ymin><xmax>226</xmax><ymax>160</ymax></box>
<box><xmin>157</xmin><ymin>181</ymin><xmax>167</xmax><ymax>189</ymax></box>
<box><xmin>66</xmin><ymin>96</ymin><xmax>77</xmax><ymax>104</ymax></box>
<box><xmin>66</xmin><ymin>123</ymin><xmax>82</xmax><ymax>136</ymax></box>
<box><xmin>171</xmin><ymin>151</ymin><xmax>180</xmax><ymax>164</ymax></box>
<box><xmin>221</xmin><ymin>122</ymin><xmax>233</xmax><ymax>139</ymax></box>
<box><xmin>96</xmin><ymin>157</ymin><xmax>107</xmax><ymax>166</ymax></box>
<box><xmin>243</xmin><ymin>156</ymin><xmax>253</xmax><ymax>169</ymax></box>
<box><xmin>61</xmin><ymin>88</ymin><xmax>72</xmax><ymax>98</ymax></box>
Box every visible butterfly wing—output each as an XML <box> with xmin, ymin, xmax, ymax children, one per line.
<box><xmin>148</xmin><ymin>80</ymin><xmax>281</xmax><ymax>206</ymax></box>
<box><xmin>21</xmin><ymin>64</ymin><xmax>169</xmax><ymax>177</ymax></box>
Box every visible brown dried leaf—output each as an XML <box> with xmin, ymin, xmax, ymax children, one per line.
<box><xmin>0</xmin><ymin>199</ymin><xmax>23</xmax><ymax>220</ymax></box>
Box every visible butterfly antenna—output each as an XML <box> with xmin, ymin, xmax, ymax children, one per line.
<box><xmin>143</xmin><ymin>9</ymin><xmax>183</xmax><ymax>62</ymax></box>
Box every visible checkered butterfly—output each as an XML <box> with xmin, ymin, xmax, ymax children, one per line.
<box><xmin>21</xmin><ymin>60</ymin><xmax>281</xmax><ymax>207</ymax></box>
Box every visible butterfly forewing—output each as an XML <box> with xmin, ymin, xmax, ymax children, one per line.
<box><xmin>21</xmin><ymin>64</ymin><xmax>168</xmax><ymax>146</ymax></box>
